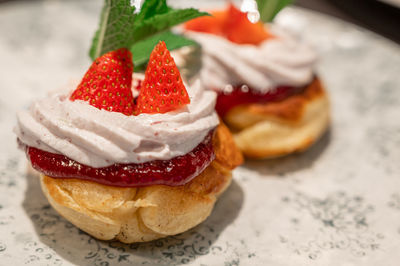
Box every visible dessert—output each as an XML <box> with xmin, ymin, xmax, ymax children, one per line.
<box><xmin>183</xmin><ymin>3</ymin><xmax>330</xmax><ymax>159</ymax></box>
<box><xmin>16</xmin><ymin>42</ymin><xmax>242</xmax><ymax>243</ymax></box>
<box><xmin>15</xmin><ymin>0</ymin><xmax>242</xmax><ymax>243</ymax></box>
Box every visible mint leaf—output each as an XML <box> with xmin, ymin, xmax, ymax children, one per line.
<box><xmin>256</xmin><ymin>0</ymin><xmax>294</xmax><ymax>22</ymax></box>
<box><xmin>131</xmin><ymin>31</ymin><xmax>197</xmax><ymax>71</ymax></box>
<box><xmin>132</xmin><ymin>8</ymin><xmax>209</xmax><ymax>42</ymax></box>
<box><xmin>89</xmin><ymin>0</ymin><xmax>208</xmax><ymax>61</ymax></box>
<box><xmin>89</xmin><ymin>0</ymin><xmax>136</xmax><ymax>59</ymax></box>
<box><xmin>135</xmin><ymin>0</ymin><xmax>170</xmax><ymax>22</ymax></box>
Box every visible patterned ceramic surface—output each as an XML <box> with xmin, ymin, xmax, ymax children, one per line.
<box><xmin>0</xmin><ymin>0</ymin><xmax>400</xmax><ymax>265</ymax></box>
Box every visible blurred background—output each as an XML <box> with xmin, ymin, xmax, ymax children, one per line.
<box><xmin>295</xmin><ymin>0</ymin><xmax>400</xmax><ymax>44</ymax></box>
<box><xmin>0</xmin><ymin>0</ymin><xmax>399</xmax><ymax>44</ymax></box>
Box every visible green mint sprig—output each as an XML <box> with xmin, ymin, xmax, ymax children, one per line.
<box><xmin>256</xmin><ymin>0</ymin><xmax>294</xmax><ymax>22</ymax></box>
<box><xmin>89</xmin><ymin>0</ymin><xmax>136</xmax><ymax>59</ymax></box>
<box><xmin>131</xmin><ymin>31</ymin><xmax>197</xmax><ymax>70</ymax></box>
<box><xmin>89</xmin><ymin>0</ymin><xmax>208</xmax><ymax>67</ymax></box>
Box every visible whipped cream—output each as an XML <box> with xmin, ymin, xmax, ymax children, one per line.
<box><xmin>183</xmin><ymin>26</ymin><xmax>317</xmax><ymax>94</ymax></box>
<box><xmin>15</xmin><ymin>78</ymin><xmax>219</xmax><ymax>168</ymax></box>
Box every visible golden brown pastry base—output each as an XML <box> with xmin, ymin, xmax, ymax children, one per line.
<box><xmin>40</xmin><ymin>123</ymin><xmax>243</xmax><ymax>243</ymax></box>
<box><xmin>224</xmin><ymin>78</ymin><xmax>330</xmax><ymax>159</ymax></box>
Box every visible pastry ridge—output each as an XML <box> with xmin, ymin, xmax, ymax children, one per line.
<box><xmin>224</xmin><ymin>78</ymin><xmax>330</xmax><ymax>159</ymax></box>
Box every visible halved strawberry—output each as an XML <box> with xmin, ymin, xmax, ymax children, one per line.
<box><xmin>185</xmin><ymin>4</ymin><xmax>272</xmax><ymax>45</ymax></box>
<box><xmin>224</xmin><ymin>4</ymin><xmax>271</xmax><ymax>45</ymax></box>
<box><xmin>136</xmin><ymin>41</ymin><xmax>190</xmax><ymax>114</ymax></box>
<box><xmin>184</xmin><ymin>10</ymin><xmax>227</xmax><ymax>36</ymax></box>
<box><xmin>70</xmin><ymin>48</ymin><xmax>135</xmax><ymax>116</ymax></box>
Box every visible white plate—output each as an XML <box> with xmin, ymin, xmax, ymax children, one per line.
<box><xmin>1</xmin><ymin>0</ymin><xmax>400</xmax><ymax>265</ymax></box>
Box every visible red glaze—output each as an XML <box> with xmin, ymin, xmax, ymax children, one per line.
<box><xmin>215</xmin><ymin>85</ymin><xmax>305</xmax><ymax>117</ymax></box>
<box><xmin>26</xmin><ymin>132</ymin><xmax>215</xmax><ymax>187</ymax></box>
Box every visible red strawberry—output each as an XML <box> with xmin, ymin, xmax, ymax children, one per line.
<box><xmin>224</xmin><ymin>4</ymin><xmax>270</xmax><ymax>45</ymax></box>
<box><xmin>136</xmin><ymin>41</ymin><xmax>190</xmax><ymax>114</ymax></box>
<box><xmin>70</xmin><ymin>48</ymin><xmax>135</xmax><ymax>116</ymax></box>
<box><xmin>185</xmin><ymin>4</ymin><xmax>271</xmax><ymax>45</ymax></box>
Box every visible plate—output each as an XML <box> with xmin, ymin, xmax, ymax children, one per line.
<box><xmin>1</xmin><ymin>0</ymin><xmax>400</xmax><ymax>265</ymax></box>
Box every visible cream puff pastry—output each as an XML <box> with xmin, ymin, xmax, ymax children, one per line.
<box><xmin>184</xmin><ymin>4</ymin><xmax>330</xmax><ymax>159</ymax></box>
<box><xmin>15</xmin><ymin>42</ymin><xmax>242</xmax><ymax>242</ymax></box>
<box><xmin>40</xmin><ymin>123</ymin><xmax>241</xmax><ymax>243</ymax></box>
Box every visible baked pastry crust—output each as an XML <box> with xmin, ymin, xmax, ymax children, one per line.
<box><xmin>40</xmin><ymin>123</ymin><xmax>243</xmax><ymax>243</ymax></box>
<box><xmin>224</xmin><ymin>78</ymin><xmax>330</xmax><ymax>159</ymax></box>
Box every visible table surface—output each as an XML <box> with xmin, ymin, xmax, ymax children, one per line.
<box><xmin>0</xmin><ymin>0</ymin><xmax>400</xmax><ymax>265</ymax></box>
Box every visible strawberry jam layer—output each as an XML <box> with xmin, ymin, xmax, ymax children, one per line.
<box><xmin>216</xmin><ymin>85</ymin><xmax>306</xmax><ymax>117</ymax></box>
<box><xmin>26</xmin><ymin>131</ymin><xmax>215</xmax><ymax>187</ymax></box>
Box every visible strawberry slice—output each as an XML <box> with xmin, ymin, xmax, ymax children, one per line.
<box><xmin>70</xmin><ymin>48</ymin><xmax>135</xmax><ymax>116</ymax></box>
<box><xmin>136</xmin><ymin>41</ymin><xmax>190</xmax><ymax>114</ymax></box>
<box><xmin>185</xmin><ymin>10</ymin><xmax>227</xmax><ymax>36</ymax></box>
<box><xmin>224</xmin><ymin>4</ymin><xmax>270</xmax><ymax>45</ymax></box>
<box><xmin>185</xmin><ymin>4</ymin><xmax>272</xmax><ymax>45</ymax></box>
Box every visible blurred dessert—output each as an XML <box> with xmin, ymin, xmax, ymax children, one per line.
<box><xmin>184</xmin><ymin>4</ymin><xmax>330</xmax><ymax>159</ymax></box>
